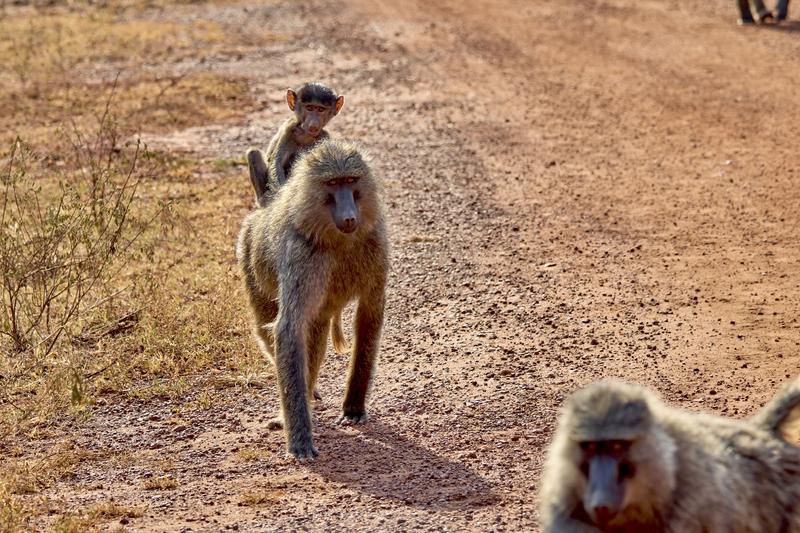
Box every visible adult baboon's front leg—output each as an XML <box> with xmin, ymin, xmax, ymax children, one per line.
<box><xmin>274</xmin><ymin>308</ymin><xmax>317</xmax><ymax>459</ymax></box>
<box><xmin>339</xmin><ymin>293</ymin><xmax>385</xmax><ymax>425</ymax></box>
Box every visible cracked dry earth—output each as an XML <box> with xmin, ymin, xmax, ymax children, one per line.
<box><xmin>20</xmin><ymin>0</ymin><xmax>800</xmax><ymax>531</ymax></box>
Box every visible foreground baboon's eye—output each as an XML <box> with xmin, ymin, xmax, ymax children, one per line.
<box><xmin>610</xmin><ymin>440</ymin><xmax>630</xmax><ymax>454</ymax></box>
<box><xmin>579</xmin><ymin>441</ymin><xmax>597</xmax><ymax>453</ymax></box>
<box><xmin>618</xmin><ymin>461</ymin><xmax>635</xmax><ymax>480</ymax></box>
<box><xmin>326</xmin><ymin>179</ymin><xmax>338</xmax><ymax>187</ymax></box>
<box><xmin>346</xmin><ymin>177</ymin><xmax>355</xmax><ymax>184</ymax></box>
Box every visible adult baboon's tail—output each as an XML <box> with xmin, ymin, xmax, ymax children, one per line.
<box><xmin>330</xmin><ymin>311</ymin><xmax>349</xmax><ymax>354</ymax></box>
<box><xmin>246</xmin><ymin>148</ymin><xmax>271</xmax><ymax>207</ymax></box>
<box><xmin>752</xmin><ymin>378</ymin><xmax>800</xmax><ymax>443</ymax></box>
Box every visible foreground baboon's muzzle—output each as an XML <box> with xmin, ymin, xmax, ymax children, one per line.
<box><xmin>584</xmin><ymin>456</ymin><xmax>624</xmax><ymax>526</ymax></box>
<box><xmin>337</xmin><ymin>217</ymin><xmax>358</xmax><ymax>234</ymax></box>
<box><xmin>333</xmin><ymin>188</ymin><xmax>359</xmax><ymax>234</ymax></box>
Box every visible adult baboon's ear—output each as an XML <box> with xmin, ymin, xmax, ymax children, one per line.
<box><xmin>753</xmin><ymin>378</ymin><xmax>800</xmax><ymax>444</ymax></box>
<box><xmin>287</xmin><ymin>89</ymin><xmax>297</xmax><ymax>111</ymax></box>
<box><xmin>335</xmin><ymin>95</ymin><xmax>345</xmax><ymax>115</ymax></box>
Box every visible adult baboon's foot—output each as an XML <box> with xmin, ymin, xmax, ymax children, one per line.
<box><xmin>337</xmin><ymin>410</ymin><xmax>369</xmax><ymax>425</ymax></box>
<box><xmin>757</xmin><ymin>9</ymin><xmax>775</xmax><ymax>23</ymax></box>
<box><xmin>288</xmin><ymin>436</ymin><xmax>318</xmax><ymax>460</ymax></box>
<box><xmin>737</xmin><ymin>16</ymin><xmax>756</xmax><ymax>24</ymax></box>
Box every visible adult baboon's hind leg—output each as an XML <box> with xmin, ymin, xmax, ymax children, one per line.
<box><xmin>339</xmin><ymin>293</ymin><xmax>384</xmax><ymax>425</ymax></box>
<box><xmin>249</xmin><ymin>291</ymin><xmax>285</xmax><ymax>429</ymax></box>
<box><xmin>307</xmin><ymin>316</ymin><xmax>329</xmax><ymax>404</ymax></box>
<box><xmin>750</xmin><ymin>0</ymin><xmax>774</xmax><ymax>21</ymax></box>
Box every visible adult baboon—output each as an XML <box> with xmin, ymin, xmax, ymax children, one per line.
<box><xmin>247</xmin><ymin>83</ymin><xmax>344</xmax><ymax>206</ymax></box>
<box><xmin>540</xmin><ymin>379</ymin><xmax>800</xmax><ymax>532</ymax></box>
<box><xmin>237</xmin><ymin>139</ymin><xmax>388</xmax><ymax>460</ymax></box>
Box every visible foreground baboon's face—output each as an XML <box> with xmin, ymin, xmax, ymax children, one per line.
<box><xmin>323</xmin><ymin>176</ymin><xmax>362</xmax><ymax>234</ymax></box>
<box><xmin>578</xmin><ymin>439</ymin><xmax>636</xmax><ymax>527</ymax></box>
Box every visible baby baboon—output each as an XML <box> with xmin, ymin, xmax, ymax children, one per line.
<box><xmin>237</xmin><ymin>139</ymin><xmax>388</xmax><ymax>460</ymax></box>
<box><xmin>247</xmin><ymin>83</ymin><xmax>344</xmax><ymax>206</ymax></box>
<box><xmin>540</xmin><ymin>379</ymin><xmax>800</xmax><ymax>532</ymax></box>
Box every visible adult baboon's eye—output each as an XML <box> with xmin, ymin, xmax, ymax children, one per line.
<box><xmin>579</xmin><ymin>441</ymin><xmax>597</xmax><ymax>453</ymax></box>
<box><xmin>618</xmin><ymin>461</ymin><xmax>635</xmax><ymax>480</ymax></box>
<box><xmin>326</xmin><ymin>179</ymin><xmax>337</xmax><ymax>187</ymax></box>
<box><xmin>346</xmin><ymin>177</ymin><xmax>355</xmax><ymax>184</ymax></box>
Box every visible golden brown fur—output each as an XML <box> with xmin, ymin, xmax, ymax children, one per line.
<box><xmin>540</xmin><ymin>379</ymin><xmax>800</xmax><ymax>532</ymax></box>
<box><xmin>237</xmin><ymin>139</ymin><xmax>388</xmax><ymax>459</ymax></box>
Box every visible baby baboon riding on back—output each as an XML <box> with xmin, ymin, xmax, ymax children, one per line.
<box><xmin>247</xmin><ymin>83</ymin><xmax>344</xmax><ymax>206</ymax></box>
<box><xmin>237</xmin><ymin>138</ymin><xmax>388</xmax><ymax>460</ymax></box>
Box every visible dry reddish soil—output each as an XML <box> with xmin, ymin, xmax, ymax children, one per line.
<box><xmin>22</xmin><ymin>0</ymin><xmax>800</xmax><ymax>530</ymax></box>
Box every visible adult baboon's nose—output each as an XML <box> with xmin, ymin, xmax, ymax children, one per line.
<box><xmin>591</xmin><ymin>505</ymin><xmax>616</xmax><ymax>525</ymax></box>
<box><xmin>340</xmin><ymin>217</ymin><xmax>357</xmax><ymax>233</ymax></box>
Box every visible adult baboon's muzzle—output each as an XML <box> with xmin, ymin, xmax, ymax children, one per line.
<box><xmin>333</xmin><ymin>188</ymin><xmax>359</xmax><ymax>234</ymax></box>
<box><xmin>584</xmin><ymin>456</ymin><xmax>625</xmax><ymax>526</ymax></box>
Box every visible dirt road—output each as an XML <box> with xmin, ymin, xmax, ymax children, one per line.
<box><xmin>30</xmin><ymin>0</ymin><xmax>800</xmax><ymax>530</ymax></box>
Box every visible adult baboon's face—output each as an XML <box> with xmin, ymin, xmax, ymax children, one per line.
<box><xmin>578</xmin><ymin>439</ymin><xmax>636</xmax><ymax>527</ymax></box>
<box><xmin>323</xmin><ymin>176</ymin><xmax>361</xmax><ymax>234</ymax></box>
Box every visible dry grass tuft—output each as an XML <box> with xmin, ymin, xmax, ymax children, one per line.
<box><xmin>239</xmin><ymin>487</ymin><xmax>285</xmax><ymax>507</ymax></box>
<box><xmin>236</xmin><ymin>447</ymin><xmax>272</xmax><ymax>462</ymax></box>
<box><xmin>142</xmin><ymin>476</ymin><xmax>178</xmax><ymax>490</ymax></box>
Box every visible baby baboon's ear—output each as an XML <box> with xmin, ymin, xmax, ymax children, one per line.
<box><xmin>335</xmin><ymin>95</ymin><xmax>345</xmax><ymax>114</ymax></box>
<box><xmin>286</xmin><ymin>89</ymin><xmax>298</xmax><ymax>111</ymax></box>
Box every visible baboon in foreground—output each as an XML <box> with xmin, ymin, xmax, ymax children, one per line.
<box><xmin>247</xmin><ymin>83</ymin><xmax>344</xmax><ymax>206</ymax></box>
<box><xmin>237</xmin><ymin>139</ymin><xmax>388</xmax><ymax>460</ymax></box>
<box><xmin>540</xmin><ymin>379</ymin><xmax>800</xmax><ymax>532</ymax></box>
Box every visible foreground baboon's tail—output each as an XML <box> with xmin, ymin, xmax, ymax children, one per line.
<box><xmin>246</xmin><ymin>148</ymin><xmax>271</xmax><ymax>207</ymax></box>
<box><xmin>330</xmin><ymin>312</ymin><xmax>349</xmax><ymax>354</ymax></box>
<box><xmin>752</xmin><ymin>378</ymin><xmax>800</xmax><ymax>443</ymax></box>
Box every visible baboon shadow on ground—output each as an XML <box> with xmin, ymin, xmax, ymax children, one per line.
<box><xmin>308</xmin><ymin>420</ymin><xmax>497</xmax><ymax>510</ymax></box>
<box><xmin>766</xmin><ymin>20</ymin><xmax>800</xmax><ymax>32</ymax></box>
